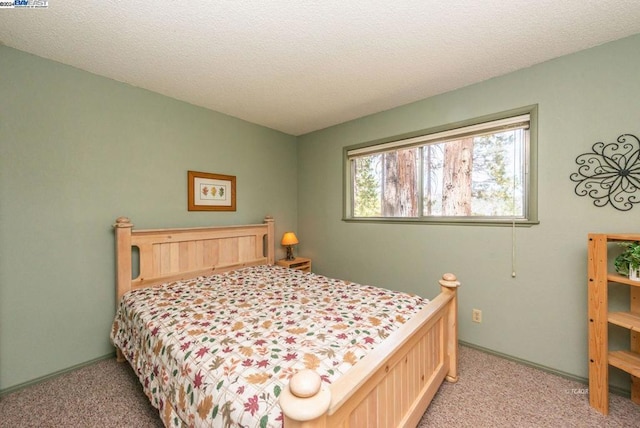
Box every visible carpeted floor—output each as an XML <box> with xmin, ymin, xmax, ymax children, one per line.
<box><xmin>1</xmin><ymin>345</ymin><xmax>639</xmax><ymax>427</ymax></box>
<box><xmin>418</xmin><ymin>346</ymin><xmax>640</xmax><ymax>428</ymax></box>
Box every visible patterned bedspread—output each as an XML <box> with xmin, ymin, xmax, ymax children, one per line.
<box><xmin>111</xmin><ymin>265</ymin><xmax>428</xmax><ymax>427</ymax></box>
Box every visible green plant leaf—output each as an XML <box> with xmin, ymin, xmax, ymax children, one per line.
<box><xmin>614</xmin><ymin>241</ymin><xmax>640</xmax><ymax>274</ymax></box>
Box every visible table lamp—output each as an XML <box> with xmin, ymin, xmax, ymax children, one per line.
<box><xmin>281</xmin><ymin>232</ymin><xmax>299</xmax><ymax>261</ymax></box>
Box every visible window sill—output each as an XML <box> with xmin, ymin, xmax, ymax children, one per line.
<box><xmin>342</xmin><ymin>217</ymin><xmax>539</xmax><ymax>227</ymax></box>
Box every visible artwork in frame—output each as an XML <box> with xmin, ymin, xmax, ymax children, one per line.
<box><xmin>188</xmin><ymin>171</ymin><xmax>236</xmax><ymax>211</ymax></box>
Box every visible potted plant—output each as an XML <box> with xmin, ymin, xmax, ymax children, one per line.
<box><xmin>614</xmin><ymin>241</ymin><xmax>640</xmax><ymax>281</ymax></box>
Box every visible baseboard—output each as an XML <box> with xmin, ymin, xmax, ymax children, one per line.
<box><xmin>0</xmin><ymin>352</ymin><xmax>116</xmax><ymax>397</ymax></box>
<box><xmin>459</xmin><ymin>341</ymin><xmax>631</xmax><ymax>398</ymax></box>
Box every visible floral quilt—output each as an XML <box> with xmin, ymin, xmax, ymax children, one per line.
<box><xmin>110</xmin><ymin>265</ymin><xmax>428</xmax><ymax>427</ymax></box>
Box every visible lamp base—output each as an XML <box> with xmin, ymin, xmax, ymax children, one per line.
<box><xmin>285</xmin><ymin>246</ymin><xmax>295</xmax><ymax>261</ymax></box>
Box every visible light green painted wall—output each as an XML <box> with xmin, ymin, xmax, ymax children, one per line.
<box><xmin>297</xmin><ymin>34</ymin><xmax>640</xmax><ymax>387</ymax></box>
<box><xmin>0</xmin><ymin>46</ymin><xmax>297</xmax><ymax>391</ymax></box>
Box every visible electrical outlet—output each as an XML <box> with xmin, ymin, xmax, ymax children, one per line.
<box><xmin>472</xmin><ymin>309</ymin><xmax>482</xmax><ymax>323</ymax></box>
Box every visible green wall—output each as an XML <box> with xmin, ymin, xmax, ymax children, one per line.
<box><xmin>0</xmin><ymin>46</ymin><xmax>297</xmax><ymax>391</ymax></box>
<box><xmin>297</xmin><ymin>34</ymin><xmax>640</xmax><ymax>387</ymax></box>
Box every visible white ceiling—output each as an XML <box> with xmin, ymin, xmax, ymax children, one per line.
<box><xmin>2</xmin><ymin>1</ymin><xmax>640</xmax><ymax>135</ymax></box>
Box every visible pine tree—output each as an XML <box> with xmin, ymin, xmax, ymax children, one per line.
<box><xmin>382</xmin><ymin>149</ymin><xmax>418</xmax><ymax>217</ymax></box>
<box><xmin>353</xmin><ymin>155</ymin><xmax>381</xmax><ymax>216</ymax></box>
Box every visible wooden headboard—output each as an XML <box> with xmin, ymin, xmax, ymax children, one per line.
<box><xmin>113</xmin><ymin>216</ymin><xmax>275</xmax><ymax>300</ymax></box>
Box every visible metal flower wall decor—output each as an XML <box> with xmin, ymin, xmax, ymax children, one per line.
<box><xmin>570</xmin><ymin>133</ymin><xmax>640</xmax><ymax>211</ymax></box>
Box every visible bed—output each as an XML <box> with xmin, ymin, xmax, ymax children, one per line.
<box><xmin>111</xmin><ymin>216</ymin><xmax>460</xmax><ymax>427</ymax></box>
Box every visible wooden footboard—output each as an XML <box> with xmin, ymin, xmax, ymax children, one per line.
<box><xmin>280</xmin><ymin>274</ymin><xmax>460</xmax><ymax>428</ymax></box>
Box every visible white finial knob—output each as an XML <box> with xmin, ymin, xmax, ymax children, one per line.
<box><xmin>113</xmin><ymin>217</ymin><xmax>133</xmax><ymax>228</ymax></box>
<box><xmin>439</xmin><ymin>272</ymin><xmax>460</xmax><ymax>288</ymax></box>
<box><xmin>279</xmin><ymin>370</ymin><xmax>331</xmax><ymax>422</ymax></box>
<box><xmin>289</xmin><ymin>369</ymin><xmax>321</xmax><ymax>398</ymax></box>
<box><xmin>442</xmin><ymin>273</ymin><xmax>456</xmax><ymax>281</ymax></box>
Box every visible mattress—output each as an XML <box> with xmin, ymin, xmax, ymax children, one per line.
<box><xmin>111</xmin><ymin>264</ymin><xmax>428</xmax><ymax>427</ymax></box>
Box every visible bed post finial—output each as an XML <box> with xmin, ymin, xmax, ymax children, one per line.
<box><xmin>439</xmin><ymin>272</ymin><xmax>460</xmax><ymax>289</ymax></box>
<box><xmin>280</xmin><ymin>369</ymin><xmax>331</xmax><ymax>427</ymax></box>
<box><xmin>114</xmin><ymin>217</ymin><xmax>133</xmax><ymax>228</ymax></box>
<box><xmin>439</xmin><ymin>272</ymin><xmax>460</xmax><ymax>383</ymax></box>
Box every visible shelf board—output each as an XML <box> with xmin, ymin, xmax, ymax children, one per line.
<box><xmin>604</xmin><ymin>234</ymin><xmax>640</xmax><ymax>242</ymax></box>
<box><xmin>609</xmin><ymin>350</ymin><xmax>640</xmax><ymax>378</ymax></box>
<box><xmin>607</xmin><ymin>273</ymin><xmax>640</xmax><ymax>287</ymax></box>
<box><xmin>609</xmin><ymin>312</ymin><xmax>640</xmax><ymax>333</ymax></box>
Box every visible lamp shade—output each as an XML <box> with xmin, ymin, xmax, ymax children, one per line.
<box><xmin>281</xmin><ymin>232</ymin><xmax>299</xmax><ymax>246</ymax></box>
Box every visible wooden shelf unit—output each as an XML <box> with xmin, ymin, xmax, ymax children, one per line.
<box><xmin>588</xmin><ymin>233</ymin><xmax>640</xmax><ymax>415</ymax></box>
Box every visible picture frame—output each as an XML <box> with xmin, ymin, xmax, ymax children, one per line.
<box><xmin>187</xmin><ymin>171</ymin><xmax>236</xmax><ymax>211</ymax></box>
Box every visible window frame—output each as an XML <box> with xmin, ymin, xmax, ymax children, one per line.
<box><xmin>342</xmin><ymin>105</ymin><xmax>539</xmax><ymax>226</ymax></box>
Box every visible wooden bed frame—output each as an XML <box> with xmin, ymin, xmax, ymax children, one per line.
<box><xmin>113</xmin><ymin>216</ymin><xmax>460</xmax><ymax>427</ymax></box>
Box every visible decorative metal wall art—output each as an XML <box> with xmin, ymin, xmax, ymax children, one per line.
<box><xmin>570</xmin><ymin>133</ymin><xmax>640</xmax><ymax>211</ymax></box>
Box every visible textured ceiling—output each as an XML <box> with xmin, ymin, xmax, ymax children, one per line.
<box><xmin>2</xmin><ymin>1</ymin><xmax>640</xmax><ymax>135</ymax></box>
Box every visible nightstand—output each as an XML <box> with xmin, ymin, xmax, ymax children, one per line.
<box><xmin>276</xmin><ymin>257</ymin><xmax>311</xmax><ymax>273</ymax></box>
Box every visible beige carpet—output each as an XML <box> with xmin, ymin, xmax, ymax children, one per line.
<box><xmin>418</xmin><ymin>346</ymin><xmax>640</xmax><ymax>427</ymax></box>
<box><xmin>1</xmin><ymin>345</ymin><xmax>639</xmax><ymax>427</ymax></box>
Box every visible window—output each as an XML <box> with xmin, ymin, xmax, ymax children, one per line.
<box><xmin>344</xmin><ymin>106</ymin><xmax>538</xmax><ymax>225</ymax></box>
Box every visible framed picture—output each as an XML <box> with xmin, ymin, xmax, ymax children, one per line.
<box><xmin>188</xmin><ymin>171</ymin><xmax>236</xmax><ymax>211</ymax></box>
